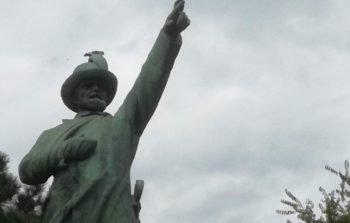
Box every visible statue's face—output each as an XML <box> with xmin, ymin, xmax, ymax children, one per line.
<box><xmin>73</xmin><ymin>78</ymin><xmax>108</xmax><ymax>112</ymax></box>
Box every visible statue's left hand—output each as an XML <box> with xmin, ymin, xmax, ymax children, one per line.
<box><xmin>163</xmin><ymin>0</ymin><xmax>190</xmax><ymax>37</ymax></box>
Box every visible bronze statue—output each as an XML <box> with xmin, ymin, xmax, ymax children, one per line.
<box><xmin>18</xmin><ymin>1</ymin><xmax>190</xmax><ymax>222</ymax></box>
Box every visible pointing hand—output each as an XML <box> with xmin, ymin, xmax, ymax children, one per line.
<box><xmin>163</xmin><ymin>0</ymin><xmax>190</xmax><ymax>37</ymax></box>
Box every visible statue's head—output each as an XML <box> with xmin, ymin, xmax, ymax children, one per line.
<box><xmin>61</xmin><ymin>51</ymin><xmax>118</xmax><ymax>113</ymax></box>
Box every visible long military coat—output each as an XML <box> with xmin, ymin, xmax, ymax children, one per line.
<box><xmin>19</xmin><ymin>31</ymin><xmax>182</xmax><ymax>223</ymax></box>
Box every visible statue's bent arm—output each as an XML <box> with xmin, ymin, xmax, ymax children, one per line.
<box><xmin>18</xmin><ymin>132</ymin><xmax>95</xmax><ymax>185</ymax></box>
<box><xmin>19</xmin><ymin>131</ymin><xmax>62</xmax><ymax>185</ymax></box>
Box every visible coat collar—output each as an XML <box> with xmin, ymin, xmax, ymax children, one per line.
<box><xmin>75</xmin><ymin>111</ymin><xmax>112</xmax><ymax>118</ymax></box>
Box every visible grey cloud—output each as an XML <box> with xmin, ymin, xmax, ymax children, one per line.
<box><xmin>2</xmin><ymin>1</ymin><xmax>350</xmax><ymax>223</ymax></box>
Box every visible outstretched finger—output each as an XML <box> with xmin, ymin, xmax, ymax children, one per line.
<box><xmin>174</xmin><ymin>0</ymin><xmax>185</xmax><ymax>11</ymax></box>
<box><xmin>168</xmin><ymin>0</ymin><xmax>185</xmax><ymax>19</ymax></box>
<box><xmin>174</xmin><ymin>0</ymin><xmax>185</xmax><ymax>12</ymax></box>
<box><xmin>174</xmin><ymin>0</ymin><xmax>181</xmax><ymax>7</ymax></box>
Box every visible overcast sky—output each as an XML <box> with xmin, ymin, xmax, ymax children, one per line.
<box><xmin>1</xmin><ymin>0</ymin><xmax>350</xmax><ymax>222</ymax></box>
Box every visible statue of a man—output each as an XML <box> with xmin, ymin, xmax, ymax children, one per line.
<box><xmin>18</xmin><ymin>1</ymin><xmax>190</xmax><ymax>222</ymax></box>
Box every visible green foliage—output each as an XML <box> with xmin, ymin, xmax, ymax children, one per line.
<box><xmin>277</xmin><ymin>160</ymin><xmax>350</xmax><ymax>223</ymax></box>
<box><xmin>0</xmin><ymin>151</ymin><xmax>45</xmax><ymax>223</ymax></box>
<box><xmin>0</xmin><ymin>153</ymin><xmax>19</xmax><ymax>213</ymax></box>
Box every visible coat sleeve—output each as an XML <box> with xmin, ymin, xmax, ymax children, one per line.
<box><xmin>114</xmin><ymin>30</ymin><xmax>182</xmax><ymax>136</ymax></box>
<box><xmin>18</xmin><ymin>130</ymin><xmax>65</xmax><ymax>185</ymax></box>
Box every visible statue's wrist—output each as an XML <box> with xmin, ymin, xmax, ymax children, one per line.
<box><xmin>52</xmin><ymin>143</ymin><xmax>69</xmax><ymax>174</ymax></box>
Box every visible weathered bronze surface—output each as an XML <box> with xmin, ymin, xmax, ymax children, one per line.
<box><xmin>18</xmin><ymin>1</ymin><xmax>190</xmax><ymax>222</ymax></box>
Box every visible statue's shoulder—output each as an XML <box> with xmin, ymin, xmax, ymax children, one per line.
<box><xmin>32</xmin><ymin>123</ymin><xmax>67</xmax><ymax>147</ymax></box>
<box><xmin>37</xmin><ymin>123</ymin><xmax>65</xmax><ymax>139</ymax></box>
<box><xmin>39</xmin><ymin>119</ymin><xmax>74</xmax><ymax>138</ymax></box>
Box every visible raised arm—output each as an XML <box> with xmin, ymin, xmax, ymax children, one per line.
<box><xmin>115</xmin><ymin>0</ymin><xmax>190</xmax><ymax>136</ymax></box>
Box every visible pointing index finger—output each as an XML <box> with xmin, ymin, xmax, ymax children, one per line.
<box><xmin>174</xmin><ymin>0</ymin><xmax>185</xmax><ymax>12</ymax></box>
<box><xmin>168</xmin><ymin>0</ymin><xmax>185</xmax><ymax>19</ymax></box>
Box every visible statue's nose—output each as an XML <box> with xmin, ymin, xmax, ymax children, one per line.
<box><xmin>89</xmin><ymin>84</ymin><xmax>101</xmax><ymax>93</ymax></box>
<box><xmin>90</xmin><ymin>83</ymin><xmax>101</xmax><ymax>91</ymax></box>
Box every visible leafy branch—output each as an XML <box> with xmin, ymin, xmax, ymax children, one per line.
<box><xmin>0</xmin><ymin>151</ymin><xmax>46</xmax><ymax>223</ymax></box>
<box><xmin>277</xmin><ymin>160</ymin><xmax>350</xmax><ymax>223</ymax></box>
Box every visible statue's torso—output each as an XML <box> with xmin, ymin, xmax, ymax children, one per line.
<box><xmin>42</xmin><ymin>114</ymin><xmax>139</xmax><ymax>223</ymax></box>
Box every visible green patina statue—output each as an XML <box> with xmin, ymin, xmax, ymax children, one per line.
<box><xmin>18</xmin><ymin>1</ymin><xmax>190</xmax><ymax>222</ymax></box>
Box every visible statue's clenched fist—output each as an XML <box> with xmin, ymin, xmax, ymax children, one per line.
<box><xmin>163</xmin><ymin>0</ymin><xmax>190</xmax><ymax>37</ymax></box>
<box><xmin>61</xmin><ymin>137</ymin><xmax>97</xmax><ymax>162</ymax></box>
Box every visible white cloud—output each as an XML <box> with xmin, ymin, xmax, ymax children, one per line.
<box><xmin>1</xmin><ymin>0</ymin><xmax>350</xmax><ymax>223</ymax></box>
